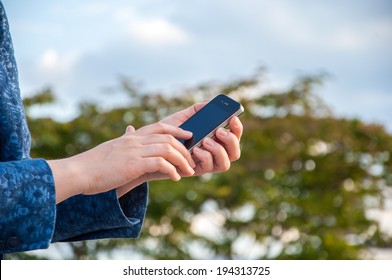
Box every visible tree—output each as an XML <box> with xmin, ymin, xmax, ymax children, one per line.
<box><xmin>10</xmin><ymin>71</ymin><xmax>392</xmax><ymax>259</ymax></box>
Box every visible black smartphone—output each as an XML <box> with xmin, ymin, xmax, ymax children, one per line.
<box><xmin>178</xmin><ymin>94</ymin><xmax>244</xmax><ymax>151</ymax></box>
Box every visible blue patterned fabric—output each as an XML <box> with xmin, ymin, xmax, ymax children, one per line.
<box><xmin>0</xmin><ymin>1</ymin><xmax>148</xmax><ymax>256</ymax></box>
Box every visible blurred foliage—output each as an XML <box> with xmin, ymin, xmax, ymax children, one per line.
<box><xmin>12</xmin><ymin>71</ymin><xmax>392</xmax><ymax>259</ymax></box>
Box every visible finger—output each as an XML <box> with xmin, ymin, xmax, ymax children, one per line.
<box><xmin>141</xmin><ymin>134</ymin><xmax>196</xmax><ymax>168</ymax></box>
<box><xmin>125</xmin><ymin>125</ymin><xmax>136</xmax><ymax>134</ymax></box>
<box><xmin>202</xmin><ymin>138</ymin><xmax>231</xmax><ymax>172</ymax></box>
<box><xmin>136</xmin><ymin>122</ymin><xmax>192</xmax><ymax>140</ymax></box>
<box><xmin>142</xmin><ymin>143</ymin><xmax>195</xmax><ymax>176</ymax></box>
<box><xmin>183</xmin><ymin>102</ymin><xmax>207</xmax><ymax>118</ymax></box>
<box><xmin>215</xmin><ymin>127</ymin><xmax>241</xmax><ymax>161</ymax></box>
<box><xmin>192</xmin><ymin>146</ymin><xmax>213</xmax><ymax>174</ymax></box>
<box><xmin>228</xmin><ymin>116</ymin><xmax>243</xmax><ymax>141</ymax></box>
<box><xmin>161</xmin><ymin>102</ymin><xmax>208</xmax><ymax>126</ymax></box>
<box><xmin>142</xmin><ymin>157</ymin><xmax>181</xmax><ymax>181</ymax></box>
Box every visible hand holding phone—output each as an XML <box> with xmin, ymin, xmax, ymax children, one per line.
<box><xmin>178</xmin><ymin>94</ymin><xmax>244</xmax><ymax>152</ymax></box>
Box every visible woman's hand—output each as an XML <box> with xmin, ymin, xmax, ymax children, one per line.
<box><xmin>49</xmin><ymin>102</ymin><xmax>244</xmax><ymax>202</ymax></box>
<box><xmin>192</xmin><ymin>116</ymin><xmax>243</xmax><ymax>175</ymax></box>
<box><xmin>160</xmin><ymin>102</ymin><xmax>243</xmax><ymax>175</ymax></box>
<box><xmin>48</xmin><ymin>122</ymin><xmax>195</xmax><ymax>203</ymax></box>
<box><xmin>117</xmin><ymin>103</ymin><xmax>244</xmax><ymax>197</ymax></box>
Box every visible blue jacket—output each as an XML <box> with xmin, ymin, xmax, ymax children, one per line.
<box><xmin>0</xmin><ymin>1</ymin><xmax>148</xmax><ymax>255</ymax></box>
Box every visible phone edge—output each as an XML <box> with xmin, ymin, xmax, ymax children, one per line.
<box><xmin>188</xmin><ymin>105</ymin><xmax>244</xmax><ymax>153</ymax></box>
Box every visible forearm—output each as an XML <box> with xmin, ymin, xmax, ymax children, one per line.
<box><xmin>47</xmin><ymin>150</ymin><xmax>144</xmax><ymax>204</ymax></box>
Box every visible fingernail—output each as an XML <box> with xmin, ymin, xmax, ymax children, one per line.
<box><xmin>188</xmin><ymin>166</ymin><xmax>195</xmax><ymax>175</ymax></box>
<box><xmin>218</xmin><ymin>128</ymin><xmax>228</xmax><ymax>136</ymax></box>
<box><xmin>184</xmin><ymin>130</ymin><xmax>193</xmax><ymax>137</ymax></box>
<box><xmin>235</xmin><ymin>117</ymin><xmax>240</xmax><ymax>127</ymax></box>
<box><xmin>125</xmin><ymin>125</ymin><xmax>135</xmax><ymax>134</ymax></box>
<box><xmin>204</xmin><ymin>138</ymin><xmax>215</xmax><ymax>146</ymax></box>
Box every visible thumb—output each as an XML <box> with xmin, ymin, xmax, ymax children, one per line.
<box><xmin>125</xmin><ymin>125</ymin><xmax>136</xmax><ymax>134</ymax></box>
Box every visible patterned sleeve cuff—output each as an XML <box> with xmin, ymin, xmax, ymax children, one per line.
<box><xmin>52</xmin><ymin>183</ymin><xmax>148</xmax><ymax>242</ymax></box>
<box><xmin>0</xmin><ymin>159</ymin><xmax>56</xmax><ymax>254</ymax></box>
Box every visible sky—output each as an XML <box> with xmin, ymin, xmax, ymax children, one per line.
<box><xmin>3</xmin><ymin>0</ymin><xmax>392</xmax><ymax>131</ymax></box>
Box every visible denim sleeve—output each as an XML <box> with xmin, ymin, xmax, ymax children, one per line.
<box><xmin>52</xmin><ymin>183</ymin><xmax>148</xmax><ymax>242</ymax></box>
<box><xmin>0</xmin><ymin>159</ymin><xmax>56</xmax><ymax>254</ymax></box>
<box><xmin>0</xmin><ymin>157</ymin><xmax>149</xmax><ymax>254</ymax></box>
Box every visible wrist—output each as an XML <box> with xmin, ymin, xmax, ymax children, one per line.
<box><xmin>47</xmin><ymin>156</ymin><xmax>84</xmax><ymax>204</ymax></box>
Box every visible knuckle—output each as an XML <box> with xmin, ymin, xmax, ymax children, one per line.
<box><xmin>198</xmin><ymin>149</ymin><xmax>209</xmax><ymax>160</ymax></box>
<box><xmin>157</xmin><ymin>122</ymin><xmax>167</xmax><ymax>131</ymax></box>
<box><xmin>123</xmin><ymin>135</ymin><xmax>134</xmax><ymax>144</ymax></box>
<box><xmin>205</xmin><ymin>151</ymin><xmax>213</xmax><ymax>161</ymax></box>
<box><xmin>126</xmin><ymin>136</ymin><xmax>141</xmax><ymax>148</ymax></box>
<box><xmin>154</xmin><ymin>157</ymin><xmax>166</xmax><ymax>169</ymax></box>
<box><xmin>164</xmin><ymin>134</ymin><xmax>175</xmax><ymax>143</ymax></box>
<box><xmin>161</xmin><ymin>143</ymin><xmax>173</xmax><ymax>154</ymax></box>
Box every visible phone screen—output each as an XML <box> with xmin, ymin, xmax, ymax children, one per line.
<box><xmin>178</xmin><ymin>94</ymin><xmax>242</xmax><ymax>150</ymax></box>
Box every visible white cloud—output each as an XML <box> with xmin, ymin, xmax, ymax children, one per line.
<box><xmin>39</xmin><ymin>49</ymin><xmax>79</xmax><ymax>75</ymax></box>
<box><xmin>114</xmin><ymin>7</ymin><xmax>191</xmax><ymax>47</ymax></box>
<box><xmin>40</xmin><ymin>49</ymin><xmax>59</xmax><ymax>70</ymax></box>
<box><xmin>128</xmin><ymin>18</ymin><xmax>190</xmax><ymax>46</ymax></box>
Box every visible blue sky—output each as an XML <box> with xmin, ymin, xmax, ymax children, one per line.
<box><xmin>3</xmin><ymin>0</ymin><xmax>392</xmax><ymax>131</ymax></box>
